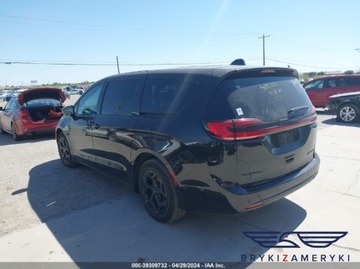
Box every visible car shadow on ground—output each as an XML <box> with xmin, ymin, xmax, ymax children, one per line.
<box><xmin>0</xmin><ymin>133</ymin><xmax>55</xmax><ymax>146</ymax></box>
<box><xmin>24</xmin><ymin>159</ymin><xmax>308</xmax><ymax>264</ymax></box>
<box><xmin>320</xmin><ymin>117</ymin><xmax>360</xmax><ymax>127</ymax></box>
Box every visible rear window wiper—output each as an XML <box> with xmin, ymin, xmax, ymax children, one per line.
<box><xmin>287</xmin><ymin>106</ymin><xmax>310</xmax><ymax>118</ymax></box>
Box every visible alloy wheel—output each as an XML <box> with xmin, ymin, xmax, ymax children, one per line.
<box><xmin>339</xmin><ymin>106</ymin><xmax>356</xmax><ymax>122</ymax></box>
<box><xmin>141</xmin><ymin>170</ymin><xmax>168</xmax><ymax>215</ymax></box>
<box><xmin>138</xmin><ymin>159</ymin><xmax>185</xmax><ymax>223</ymax></box>
<box><xmin>57</xmin><ymin>133</ymin><xmax>76</xmax><ymax>167</ymax></box>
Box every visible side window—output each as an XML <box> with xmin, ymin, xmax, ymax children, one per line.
<box><xmin>75</xmin><ymin>83</ymin><xmax>103</xmax><ymax>115</ymax></box>
<box><xmin>101</xmin><ymin>78</ymin><xmax>143</xmax><ymax>115</ymax></box>
<box><xmin>338</xmin><ymin>79</ymin><xmax>346</xmax><ymax>87</ymax></box>
<box><xmin>304</xmin><ymin>79</ymin><xmax>324</xmax><ymax>90</ymax></box>
<box><xmin>141</xmin><ymin>77</ymin><xmax>200</xmax><ymax>115</ymax></box>
<box><xmin>324</xmin><ymin>79</ymin><xmax>337</xmax><ymax>88</ymax></box>
<box><xmin>10</xmin><ymin>99</ymin><xmax>18</xmax><ymax>110</ymax></box>
<box><xmin>4</xmin><ymin>99</ymin><xmax>14</xmax><ymax>110</ymax></box>
<box><xmin>346</xmin><ymin>78</ymin><xmax>360</xmax><ymax>86</ymax></box>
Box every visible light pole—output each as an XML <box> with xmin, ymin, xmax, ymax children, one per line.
<box><xmin>259</xmin><ymin>34</ymin><xmax>270</xmax><ymax>66</ymax></box>
<box><xmin>116</xmin><ymin>56</ymin><xmax>120</xmax><ymax>74</ymax></box>
<box><xmin>356</xmin><ymin>49</ymin><xmax>360</xmax><ymax>73</ymax></box>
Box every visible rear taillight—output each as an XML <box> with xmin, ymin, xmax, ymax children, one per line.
<box><xmin>206</xmin><ymin>118</ymin><xmax>264</xmax><ymax>140</ymax></box>
<box><xmin>18</xmin><ymin>108</ymin><xmax>30</xmax><ymax>119</ymax></box>
<box><xmin>205</xmin><ymin>115</ymin><xmax>317</xmax><ymax>141</ymax></box>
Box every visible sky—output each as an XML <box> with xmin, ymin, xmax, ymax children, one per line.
<box><xmin>1</xmin><ymin>0</ymin><xmax>360</xmax><ymax>86</ymax></box>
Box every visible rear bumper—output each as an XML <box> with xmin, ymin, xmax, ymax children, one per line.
<box><xmin>17</xmin><ymin>120</ymin><xmax>57</xmax><ymax>136</ymax></box>
<box><xmin>178</xmin><ymin>153</ymin><xmax>320</xmax><ymax>214</ymax></box>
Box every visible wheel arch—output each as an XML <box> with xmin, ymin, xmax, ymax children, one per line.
<box><xmin>132</xmin><ymin>152</ymin><xmax>177</xmax><ymax>193</ymax></box>
<box><xmin>338</xmin><ymin>99</ymin><xmax>359</xmax><ymax>108</ymax></box>
<box><xmin>55</xmin><ymin>128</ymin><xmax>63</xmax><ymax>141</ymax></box>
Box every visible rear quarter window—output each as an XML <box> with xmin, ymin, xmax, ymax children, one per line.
<box><xmin>346</xmin><ymin>78</ymin><xmax>360</xmax><ymax>86</ymax></box>
<box><xmin>101</xmin><ymin>78</ymin><xmax>143</xmax><ymax>115</ymax></box>
<box><xmin>218</xmin><ymin>76</ymin><xmax>312</xmax><ymax>123</ymax></box>
<box><xmin>141</xmin><ymin>77</ymin><xmax>200</xmax><ymax>115</ymax></box>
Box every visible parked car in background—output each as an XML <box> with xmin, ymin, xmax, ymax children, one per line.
<box><xmin>2</xmin><ymin>91</ymin><xmax>15</xmax><ymax>101</ymax></box>
<box><xmin>62</xmin><ymin>88</ymin><xmax>71</xmax><ymax>99</ymax></box>
<box><xmin>56</xmin><ymin>65</ymin><xmax>320</xmax><ymax>223</ymax></box>
<box><xmin>0</xmin><ymin>87</ymin><xmax>66</xmax><ymax>140</ymax></box>
<box><xmin>63</xmin><ymin>86</ymin><xmax>84</xmax><ymax>95</ymax></box>
<box><xmin>303</xmin><ymin>75</ymin><xmax>360</xmax><ymax>107</ymax></box>
<box><xmin>327</xmin><ymin>91</ymin><xmax>360</xmax><ymax>123</ymax></box>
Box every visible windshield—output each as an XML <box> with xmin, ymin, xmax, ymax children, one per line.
<box><xmin>218</xmin><ymin>76</ymin><xmax>313</xmax><ymax>123</ymax></box>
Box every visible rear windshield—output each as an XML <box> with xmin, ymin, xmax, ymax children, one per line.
<box><xmin>218</xmin><ymin>76</ymin><xmax>312</xmax><ymax>123</ymax></box>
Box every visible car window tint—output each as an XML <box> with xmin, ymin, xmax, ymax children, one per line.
<box><xmin>141</xmin><ymin>78</ymin><xmax>200</xmax><ymax>115</ymax></box>
<box><xmin>324</xmin><ymin>79</ymin><xmax>337</xmax><ymax>88</ymax></box>
<box><xmin>218</xmin><ymin>76</ymin><xmax>312</xmax><ymax>123</ymax></box>
<box><xmin>346</xmin><ymin>78</ymin><xmax>360</xmax><ymax>86</ymax></box>
<box><xmin>337</xmin><ymin>79</ymin><xmax>346</xmax><ymax>87</ymax></box>
<box><xmin>101</xmin><ymin>78</ymin><xmax>142</xmax><ymax>115</ymax></box>
<box><xmin>304</xmin><ymin>79</ymin><xmax>324</xmax><ymax>90</ymax></box>
<box><xmin>4</xmin><ymin>99</ymin><xmax>13</xmax><ymax>110</ymax></box>
<box><xmin>75</xmin><ymin>83</ymin><xmax>103</xmax><ymax>115</ymax></box>
<box><xmin>9</xmin><ymin>99</ymin><xmax>17</xmax><ymax>110</ymax></box>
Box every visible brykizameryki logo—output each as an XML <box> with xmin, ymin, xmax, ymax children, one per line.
<box><xmin>243</xmin><ymin>231</ymin><xmax>348</xmax><ymax>248</ymax></box>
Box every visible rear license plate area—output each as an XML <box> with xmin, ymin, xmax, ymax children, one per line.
<box><xmin>271</xmin><ymin>129</ymin><xmax>299</xmax><ymax>147</ymax></box>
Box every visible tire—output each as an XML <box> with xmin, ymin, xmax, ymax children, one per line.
<box><xmin>139</xmin><ymin>159</ymin><xmax>185</xmax><ymax>223</ymax></box>
<box><xmin>337</xmin><ymin>104</ymin><xmax>359</xmax><ymax>123</ymax></box>
<box><xmin>11</xmin><ymin>123</ymin><xmax>23</xmax><ymax>141</ymax></box>
<box><xmin>57</xmin><ymin>132</ymin><xmax>77</xmax><ymax>167</ymax></box>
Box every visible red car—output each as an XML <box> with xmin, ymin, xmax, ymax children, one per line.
<box><xmin>0</xmin><ymin>87</ymin><xmax>65</xmax><ymax>140</ymax></box>
<box><xmin>303</xmin><ymin>75</ymin><xmax>360</xmax><ymax>107</ymax></box>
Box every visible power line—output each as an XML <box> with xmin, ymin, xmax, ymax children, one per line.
<box><xmin>0</xmin><ymin>61</ymin><xmax>114</xmax><ymax>66</ymax></box>
<box><xmin>266</xmin><ymin>57</ymin><xmax>355</xmax><ymax>70</ymax></box>
<box><xmin>0</xmin><ymin>13</ymin><xmax>259</xmax><ymax>37</ymax></box>
<box><xmin>0</xmin><ymin>60</ymin><xmax>229</xmax><ymax>66</ymax></box>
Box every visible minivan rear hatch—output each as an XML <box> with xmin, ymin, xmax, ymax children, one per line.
<box><xmin>205</xmin><ymin>68</ymin><xmax>317</xmax><ymax>187</ymax></box>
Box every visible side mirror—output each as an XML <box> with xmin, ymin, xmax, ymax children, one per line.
<box><xmin>62</xmin><ymin>105</ymin><xmax>75</xmax><ymax>116</ymax></box>
<box><xmin>0</xmin><ymin>107</ymin><xmax>3</xmax><ymax>111</ymax></box>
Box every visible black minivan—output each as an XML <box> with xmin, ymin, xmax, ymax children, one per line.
<box><xmin>56</xmin><ymin>66</ymin><xmax>320</xmax><ymax>223</ymax></box>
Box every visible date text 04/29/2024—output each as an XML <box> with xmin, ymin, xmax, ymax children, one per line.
<box><xmin>131</xmin><ymin>263</ymin><xmax>225</xmax><ymax>268</ymax></box>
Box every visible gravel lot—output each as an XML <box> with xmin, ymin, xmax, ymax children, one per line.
<box><xmin>0</xmin><ymin>95</ymin><xmax>131</xmax><ymax>236</ymax></box>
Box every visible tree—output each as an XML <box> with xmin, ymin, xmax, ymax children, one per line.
<box><xmin>344</xmin><ymin>70</ymin><xmax>354</xmax><ymax>74</ymax></box>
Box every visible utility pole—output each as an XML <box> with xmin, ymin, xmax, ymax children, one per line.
<box><xmin>259</xmin><ymin>34</ymin><xmax>270</xmax><ymax>66</ymax></box>
<box><xmin>116</xmin><ymin>56</ymin><xmax>120</xmax><ymax>74</ymax></box>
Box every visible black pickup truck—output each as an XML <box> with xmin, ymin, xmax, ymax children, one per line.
<box><xmin>327</xmin><ymin>91</ymin><xmax>360</xmax><ymax>123</ymax></box>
